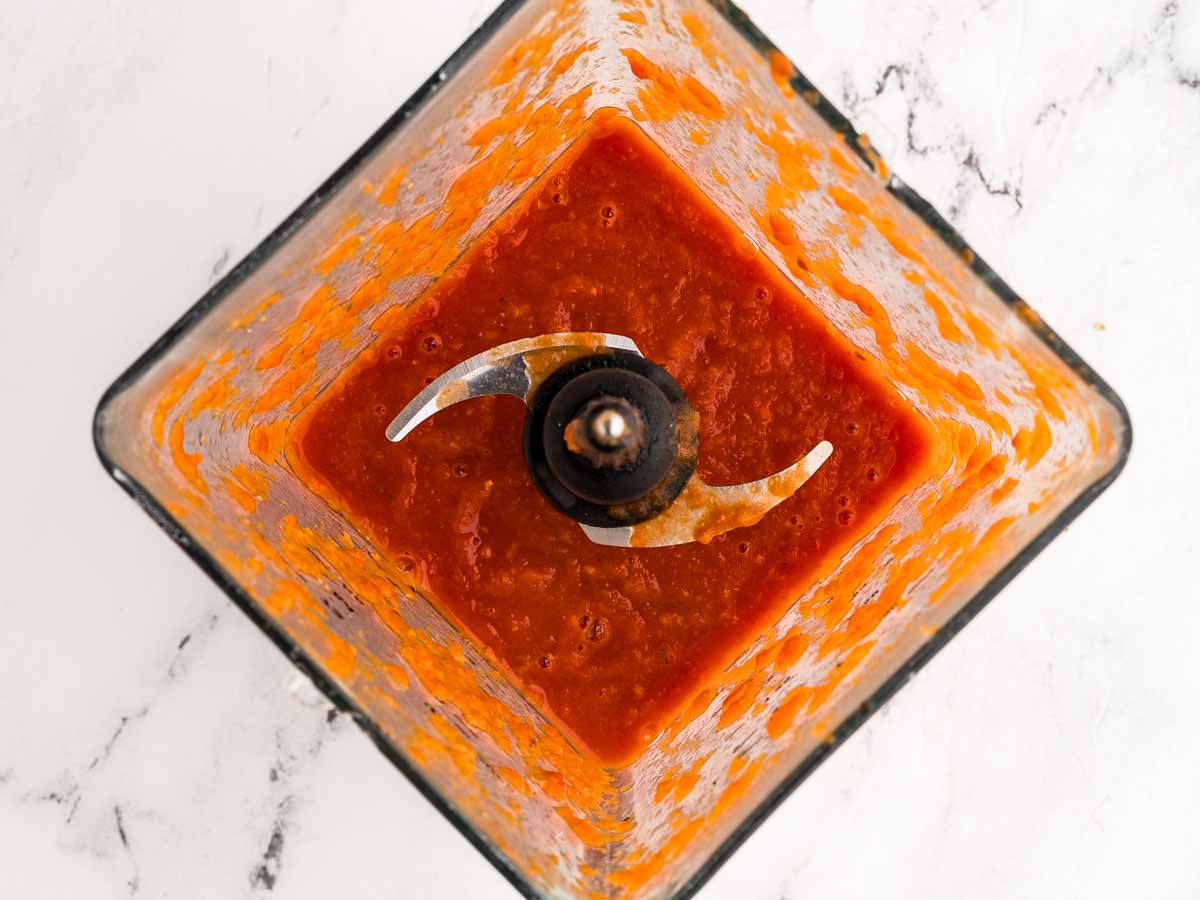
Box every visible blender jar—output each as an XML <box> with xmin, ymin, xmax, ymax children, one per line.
<box><xmin>94</xmin><ymin>1</ymin><xmax>1130</xmax><ymax>897</ymax></box>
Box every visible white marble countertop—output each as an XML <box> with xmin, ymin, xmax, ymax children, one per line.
<box><xmin>1</xmin><ymin>0</ymin><xmax>1196</xmax><ymax>896</ymax></box>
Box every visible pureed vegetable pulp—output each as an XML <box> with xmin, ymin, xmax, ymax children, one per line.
<box><xmin>292</xmin><ymin>119</ymin><xmax>935</xmax><ymax>765</ymax></box>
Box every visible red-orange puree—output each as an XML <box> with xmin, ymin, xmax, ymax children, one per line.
<box><xmin>293</xmin><ymin>120</ymin><xmax>933</xmax><ymax>764</ymax></box>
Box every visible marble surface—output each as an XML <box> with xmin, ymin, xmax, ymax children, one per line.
<box><xmin>1</xmin><ymin>0</ymin><xmax>1196</xmax><ymax>896</ymax></box>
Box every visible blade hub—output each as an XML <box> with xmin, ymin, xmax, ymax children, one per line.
<box><xmin>525</xmin><ymin>351</ymin><xmax>699</xmax><ymax>526</ymax></box>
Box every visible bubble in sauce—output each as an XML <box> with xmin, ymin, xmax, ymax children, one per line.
<box><xmin>586</xmin><ymin>616</ymin><xmax>611</xmax><ymax>643</ymax></box>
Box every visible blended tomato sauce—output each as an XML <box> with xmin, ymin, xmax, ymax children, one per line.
<box><xmin>293</xmin><ymin>120</ymin><xmax>932</xmax><ymax>765</ymax></box>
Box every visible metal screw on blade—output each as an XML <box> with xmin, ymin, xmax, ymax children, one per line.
<box><xmin>564</xmin><ymin>395</ymin><xmax>648</xmax><ymax>471</ymax></box>
<box><xmin>591</xmin><ymin>408</ymin><xmax>629</xmax><ymax>448</ymax></box>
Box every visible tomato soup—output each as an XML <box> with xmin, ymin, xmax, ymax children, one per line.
<box><xmin>293</xmin><ymin>119</ymin><xmax>933</xmax><ymax>764</ymax></box>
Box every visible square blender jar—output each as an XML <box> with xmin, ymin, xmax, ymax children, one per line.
<box><xmin>94</xmin><ymin>1</ymin><xmax>1131</xmax><ymax>898</ymax></box>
